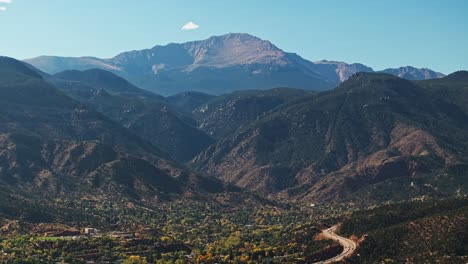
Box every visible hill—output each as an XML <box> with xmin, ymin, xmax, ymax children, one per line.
<box><xmin>166</xmin><ymin>91</ymin><xmax>216</xmax><ymax>113</ymax></box>
<box><xmin>0</xmin><ymin>57</ymin><xmax>227</xmax><ymax>223</ymax></box>
<box><xmin>341</xmin><ymin>198</ymin><xmax>468</xmax><ymax>263</ymax></box>
<box><xmin>180</xmin><ymin>88</ymin><xmax>312</xmax><ymax>139</ymax></box>
<box><xmin>192</xmin><ymin>73</ymin><xmax>468</xmax><ymax>203</ymax></box>
<box><xmin>50</xmin><ymin>68</ymin><xmax>214</xmax><ymax>161</ymax></box>
<box><xmin>416</xmin><ymin>70</ymin><xmax>468</xmax><ymax>113</ymax></box>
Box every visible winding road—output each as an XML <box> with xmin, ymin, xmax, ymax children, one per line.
<box><xmin>313</xmin><ymin>225</ymin><xmax>357</xmax><ymax>264</ymax></box>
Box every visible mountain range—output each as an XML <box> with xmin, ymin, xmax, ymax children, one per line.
<box><xmin>0</xmin><ymin>57</ymin><xmax>234</xmax><ymax>223</ymax></box>
<box><xmin>25</xmin><ymin>33</ymin><xmax>444</xmax><ymax>95</ymax></box>
<box><xmin>1</xmin><ymin>54</ymin><xmax>465</xmax><ymax>209</ymax></box>
<box><xmin>191</xmin><ymin>72</ymin><xmax>468</xmax><ymax>203</ymax></box>
<box><xmin>48</xmin><ymin>68</ymin><xmax>214</xmax><ymax>161</ymax></box>
<box><xmin>0</xmin><ymin>23</ymin><xmax>466</xmax><ymax>263</ymax></box>
<box><xmin>0</xmin><ymin>48</ymin><xmax>467</xmax><ymax>264</ymax></box>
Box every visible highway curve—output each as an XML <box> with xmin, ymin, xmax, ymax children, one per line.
<box><xmin>313</xmin><ymin>225</ymin><xmax>357</xmax><ymax>264</ymax></box>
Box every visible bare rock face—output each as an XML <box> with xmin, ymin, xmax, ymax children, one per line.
<box><xmin>183</xmin><ymin>33</ymin><xmax>289</xmax><ymax>67</ymax></box>
<box><xmin>313</xmin><ymin>60</ymin><xmax>375</xmax><ymax>82</ymax></box>
<box><xmin>381</xmin><ymin>66</ymin><xmax>445</xmax><ymax>80</ymax></box>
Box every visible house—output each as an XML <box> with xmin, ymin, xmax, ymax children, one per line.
<box><xmin>84</xmin><ymin>228</ymin><xmax>99</xmax><ymax>236</ymax></box>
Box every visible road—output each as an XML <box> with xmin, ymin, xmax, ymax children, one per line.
<box><xmin>313</xmin><ymin>225</ymin><xmax>357</xmax><ymax>264</ymax></box>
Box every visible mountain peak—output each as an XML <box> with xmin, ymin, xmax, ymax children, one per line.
<box><xmin>0</xmin><ymin>56</ymin><xmax>43</xmax><ymax>80</ymax></box>
<box><xmin>182</xmin><ymin>33</ymin><xmax>284</xmax><ymax>67</ymax></box>
<box><xmin>444</xmin><ymin>70</ymin><xmax>468</xmax><ymax>81</ymax></box>
<box><xmin>381</xmin><ymin>66</ymin><xmax>444</xmax><ymax>80</ymax></box>
<box><xmin>24</xmin><ymin>34</ymin><xmax>450</xmax><ymax>95</ymax></box>
<box><xmin>211</xmin><ymin>32</ymin><xmax>261</xmax><ymax>41</ymax></box>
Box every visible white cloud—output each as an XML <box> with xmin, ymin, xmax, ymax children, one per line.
<box><xmin>181</xmin><ymin>21</ymin><xmax>200</xmax><ymax>30</ymax></box>
<box><xmin>0</xmin><ymin>0</ymin><xmax>11</xmax><ymax>11</ymax></box>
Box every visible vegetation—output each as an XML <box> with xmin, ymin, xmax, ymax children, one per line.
<box><xmin>0</xmin><ymin>58</ymin><xmax>467</xmax><ymax>263</ymax></box>
<box><xmin>193</xmin><ymin>72</ymin><xmax>468</xmax><ymax>203</ymax></box>
<box><xmin>52</xmin><ymin>69</ymin><xmax>214</xmax><ymax>161</ymax></box>
<box><xmin>341</xmin><ymin>198</ymin><xmax>468</xmax><ymax>264</ymax></box>
<box><xmin>0</xmin><ymin>198</ymin><xmax>345</xmax><ymax>263</ymax></box>
<box><xmin>189</xmin><ymin>88</ymin><xmax>312</xmax><ymax>139</ymax></box>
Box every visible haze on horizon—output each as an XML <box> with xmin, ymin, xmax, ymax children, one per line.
<box><xmin>1</xmin><ymin>0</ymin><xmax>467</xmax><ymax>74</ymax></box>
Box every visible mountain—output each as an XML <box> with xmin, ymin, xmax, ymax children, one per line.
<box><xmin>26</xmin><ymin>34</ymin><xmax>333</xmax><ymax>95</ymax></box>
<box><xmin>49</xmin><ymin>68</ymin><xmax>214</xmax><ymax>161</ymax></box>
<box><xmin>25</xmin><ymin>33</ymin><xmax>444</xmax><ymax>95</ymax></box>
<box><xmin>416</xmin><ymin>70</ymin><xmax>468</xmax><ymax>113</ymax></box>
<box><xmin>166</xmin><ymin>91</ymin><xmax>216</xmax><ymax>113</ymax></box>
<box><xmin>310</xmin><ymin>61</ymin><xmax>445</xmax><ymax>83</ymax></box>
<box><xmin>381</xmin><ymin>66</ymin><xmax>445</xmax><ymax>80</ymax></box>
<box><xmin>192</xmin><ymin>73</ymin><xmax>468</xmax><ymax>203</ymax></box>
<box><xmin>0</xmin><ymin>57</ymin><xmax>227</xmax><ymax>222</ymax></box>
<box><xmin>313</xmin><ymin>60</ymin><xmax>375</xmax><ymax>82</ymax></box>
<box><xmin>52</xmin><ymin>68</ymin><xmax>164</xmax><ymax>98</ymax></box>
<box><xmin>183</xmin><ymin>88</ymin><xmax>312</xmax><ymax>139</ymax></box>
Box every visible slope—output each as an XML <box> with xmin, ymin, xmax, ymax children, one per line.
<box><xmin>25</xmin><ymin>33</ymin><xmax>444</xmax><ymax>96</ymax></box>
<box><xmin>190</xmin><ymin>88</ymin><xmax>313</xmax><ymax>139</ymax></box>
<box><xmin>192</xmin><ymin>73</ymin><xmax>468</xmax><ymax>203</ymax></box>
<box><xmin>0</xmin><ymin>57</ymin><xmax>225</xmax><ymax>223</ymax></box>
<box><xmin>341</xmin><ymin>198</ymin><xmax>468</xmax><ymax>263</ymax></box>
<box><xmin>50</xmin><ymin>69</ymin><xmax>214</xmax><ymax>161</ymax></box>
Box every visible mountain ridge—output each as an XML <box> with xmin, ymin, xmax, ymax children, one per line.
<box><xmin>25</xmin><ymin>33</ymin><xmax>445</xmax><ymax>95</ymax></box>
<box><xmin>191</xmin><ymin>72</ymin><xmax>468</xmax><ymax>203</ymax></box>
<box><xmin>0</xmin><ymin>57</ymin><xmax>231</xmax><ymax>217</ymax></box>
<box><xmin>49</xmin><ymin>68</ymin><xmax>215</xmax><ymax>161</ymax></box>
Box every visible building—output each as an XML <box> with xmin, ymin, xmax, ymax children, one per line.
<box><xmin>84</xmin><ymin>228</ymin><xmax>99</xmax><ymax>236</ymax></box>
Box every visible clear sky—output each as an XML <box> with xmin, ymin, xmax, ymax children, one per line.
<box><xmin>1</xmin><ymin>0</ymin><xmax>467</xmax><ymax>74</ymax></box>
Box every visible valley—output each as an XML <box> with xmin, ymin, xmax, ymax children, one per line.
<box><xmin>0</xmin><ymin>54</ymin><xmax>466</xmax><ymax>263</ymax></box>
<box><xmin>0</xmin><ymin>16</ymin><xmax>466</xmax><ymax>262</ymax></box>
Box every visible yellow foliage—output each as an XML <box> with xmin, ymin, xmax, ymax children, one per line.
<box><xmin>253</xmin><ymin>246</ymin><xmax>263</xmax><ymax>252</ymax></box>
<box><xmin>160</xmin><ymin>236</ymin><xmax>171</xmax><ymax>243</ymax></box>
<box><xmin>287</xmin><ymin>242</ymin><xmax>297</xmax><ymax>248</ymax></box>
<box><xmin>123</xmin><ymin>255</ymin><xmax>148</xmax><ymax>264</ymax></box>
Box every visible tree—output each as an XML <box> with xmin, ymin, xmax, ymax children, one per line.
<box><xmin>123</xmin><ymin>255</ymin><xmax>148</xmax><ymax>264</ymax></box>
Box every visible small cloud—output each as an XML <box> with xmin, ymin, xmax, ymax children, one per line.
<box><xmin>0</xmin><ymin>0</ymin><xmax>11</xmax><ymax>11</ymax></box>
<box><xmin>181</xmin><ymin>21</ymin><xmax>200</xmax><ymax>30</ymax></box>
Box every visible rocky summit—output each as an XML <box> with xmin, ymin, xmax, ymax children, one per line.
<box><xmin>26</xmin><ymin>33</ymin><xmax>444</xmax><ymax>95</ymax></box>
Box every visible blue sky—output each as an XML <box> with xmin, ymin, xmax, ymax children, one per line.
<box><xmin>0</xmin><ymin>0</ymin><xmax>467</xmax><ymax>74</ymax></box>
